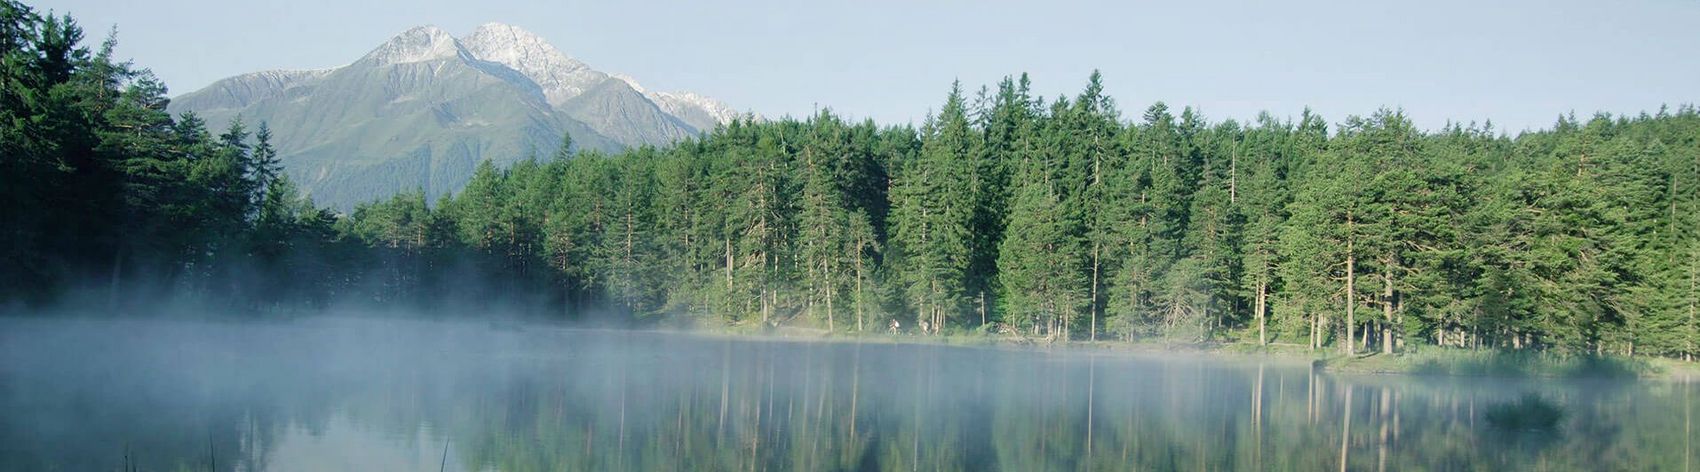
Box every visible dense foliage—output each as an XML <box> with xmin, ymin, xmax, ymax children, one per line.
<box><xmin>4</xmin><ymin>2</ymin><xmax>1697</xmax><ymax>357</ymax></box>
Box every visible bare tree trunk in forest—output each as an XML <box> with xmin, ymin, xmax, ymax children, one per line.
<box><xmin>625</xmin><ymin>208</ymin><xmax>635</xmax><ymax>308</ymax></box>
<box><xmin>1318</xmin><ymin>307</ymin><xmax>1331</xmax><ymax>351</ymax></box>
<box><xmin>916</xmin><ymin>298</ymin><xmax>927</xmax><ymax>336</ymax></box>
<box><xmin>978</xmin><ymin>291</ymin><xmax>987</xmax><ymax>328</ymax></box>
<box><xmin>931</xmin><ymin>281</ymin><xmax>945</xmax><ymax>334</ymax></box>
<box><xmin>804</xmin><ymin>260</ymin><xmax>816</xmax><ymax>323</ymax></box>
<box><xmin>1394</xmin><ymin>283</ymin><xmax>1407</xmax><ymax>349</ymax></box>
<box><xmin>1345</xmin><ymin>213</ymin><xmax>1356</xmax><ymax>356</ymax></box>
<box><xmin>1690</xmin><ymin>247</ymin><xmax>1698</xmax><ymax>361</ymax></box>
<box><xmin>1091</xmin><ymin>145</ymin><xmax>1102</xmax><ymax>342</ymax></box>
<box><xmin>1063</xmin><ymin>297</ymin><xmax>1071</xmax><ymax>341</ymax></box>
<box><xmin>855</xmin><ymin>251</ymin><xmax>865</xmax><ymax>332</ymax></box>
<box><xmin>759</xmin><ymin>250</ymin><xmax>771</xmax><ymax>326</ymax></box>
<box><xmin>1383</xmin><ymin>265</ymin><xmax>1394</xmax><ymax>355</ymax></box>
<box><xmin>1091</xmin><ymin>240</ymin><xmax>1100</xmax><ymax>342</ymax></box>
<box><xmin>758</xmin><ymin>179</ymin><xmax>771</xmax><ymax>326</ymax></box>
<box><xmin>1256</xmin><ymin>280</ymin><xmax>1268</xmax><ymax>346</ymax></box>
<box><xmin>940</xmin><ymin>302</ymin><xmax>949</xmax><ymax>336</ymax></box>
<box><xmin>1311</xmin><ymin>312</ymin><xmax>1319</xmax><ymax>351</ymax></box>
<box><xmin>1202</xmin><ymin>301</ymin><xmax>1211</xmax><ymax>342</ymax></box>
<box><xmin>724</xmin><ymin>239</ymin><xmax>733</xmax><ymax>290</ymax></box>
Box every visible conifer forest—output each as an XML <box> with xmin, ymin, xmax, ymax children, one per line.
<box><xmin>5</xmin><ymin>1</ymin><xmax>1699</xmax><ymax>361</ymax></box>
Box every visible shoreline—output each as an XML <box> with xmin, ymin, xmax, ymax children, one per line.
<box><xmin>690</xmin><ymin>323</ymin><xmax>1700</xmax><ymax>382</ymax></box>
<box><xmin>9</xmin><ymin>312</ymin><xmax>1698</xmax><ymax>381</ymax></box>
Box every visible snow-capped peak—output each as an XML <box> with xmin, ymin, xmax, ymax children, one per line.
<box><xmin>614</xmin><ymin>74</ymin><xmax>739</xmax><ymax>127</ymax></box>
<box><xmin>462</xmin><ymin>22</ymin><xmax>606</xmax><ymax>106</ymax></box>
<box><xmin>361</xmin><ymin>25</ymin><xmax>461</xmax><ymax>65</ymax></box>
<box><xmin>361</xmin><ymin>22</ymin><xmax>745</xmax><ymax>127</ymax></box>
<box><xmin>649</xmin><ymin>91</ymin><xmax>742</xmax><ymax>126</ymax></box>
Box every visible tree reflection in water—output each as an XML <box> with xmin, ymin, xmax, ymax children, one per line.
<box><xmin>0</xmin><ymin>318</ymin><xmax>1684</xmax><ymax>471</ymax></box>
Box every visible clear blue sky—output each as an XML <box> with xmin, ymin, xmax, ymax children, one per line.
<box><xmin>33</xmin><ymin>0</ymin><xmax>1700</xmax><ymax>132</ymax></box>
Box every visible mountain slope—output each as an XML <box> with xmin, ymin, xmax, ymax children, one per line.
<box><xmin>459</xmin><ymin>23</ymin><xmax>608</xmax><ymax>106</ymax></box>
<box><xmin>170</xmin><ymin>69</ymin><xmax>330</xmax><ymax>112</ymax></box>
<box><xmin>615</xmin><ymin>74</ymin><xmax>744</xmax><ymax>132</ymax></box>
<box><xmin>561</xmin><ymin>77</ymin><xmax>697</xmax><ymax>147</ymax></box>
<box><xmin>648</xmin><ymin>91</ymin><xmax>740</xmax><ymax>133</ymax></box>
<box><xmin>172</xmin><ymin>26</ymin><xmax>614</xmax><ymax>208</ymax></box>
<box><xmin>170</xmin><ymin>23</ymin><xmax>746</xmax><ymax>209</ymax></box>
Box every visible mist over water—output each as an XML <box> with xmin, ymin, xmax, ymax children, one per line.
<box><xmin>2</xmin><ymin>316</ymin><xmax>1696</xmax><ymax>471</ymax></box>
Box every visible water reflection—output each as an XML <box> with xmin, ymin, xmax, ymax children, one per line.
<box><xmin>0</xmin><ymin>318</ymin><xmax>1690</xmax><ymax>471</ymax></box>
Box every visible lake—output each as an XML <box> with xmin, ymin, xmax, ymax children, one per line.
<box><xmin>0</xmin><ymin>317</ymin><xmax>1693</xmax><ymax>471</ymax></box>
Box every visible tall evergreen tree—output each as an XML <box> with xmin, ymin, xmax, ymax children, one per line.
<box><xmin>890</xmin><ymin>82</ymin><xmax>975</xmax><ymax>334</ymax></box>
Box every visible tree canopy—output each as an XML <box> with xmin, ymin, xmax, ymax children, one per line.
<box><xmin>5</xmin><ymin>0</ymin><xmax>1699</xmax><ymax>359</ymax></box>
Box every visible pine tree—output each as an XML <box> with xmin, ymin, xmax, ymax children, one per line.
<box><xmin>978</xmin><ymin>75</ymin><xmax>1037</xmax><ymax>328</ymax></box>
<box><xmin>600</xmin><ymin>152</ymin><xmax>660</xmax><ymax>314</ymax></box>
<box><xmin>1237</xmin><ymin>113</ymin><xmax>1297</xmax><ymax>345</ymax></box>
<box><xmin>251</xmin><ymin>122</ymin><xmax>281</xmax><ymax>195</ymax></box>
<box><xmin>1180</xmin><ymin>119</ymin><xmax>1242</xmax><ymax>340</ymax></box>
<box><xmin>1069</xmin><ymin>71</ymin><xmax>1122</xmax><ymax>341</ymax></box>
<box><xmin>997</xmin><ymin>123</ymin><xmax>1087</xmax><ymax>339</ymax></box>
<box><xmin>889</xmin><ymin>82</ymin><xmax>975</xmax><ymax>335</ymax></box>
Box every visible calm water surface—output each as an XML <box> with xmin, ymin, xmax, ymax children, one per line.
<box><xmin>1</xmin><ymin>317</ymin><xmax>1694</xmax><ymax>471</ymax></box>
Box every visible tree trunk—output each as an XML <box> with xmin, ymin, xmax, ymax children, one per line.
<box><xmin>625</xmin><ymin>208</ymin><xmax>635</xmax><ymax>309</ymax></box>
<box><xmin>855</xmin><ymin>251</ymin><xmax>865</xmax><ymax>332</ymax></box>
<box><xmin>1257</xmin><ymin>280</ymin><xmax>1268</xmax><ymax>346</ymax></box>
<box><xmin>1091</xmin><ymin>146</ymin><xmax>1102</xmax><ymax>342</ymax></box>
<box><xmin>1690</xmin><ymin>247</ymin><xmax>1698</xmax><ymax>360</ymax></box>
<box><xmin>1091</xmin><ymin>240</ymin><xmax>1100</xmax><ymax>342</ymax></box>
<box><xmin>978</xmin><ymin>291</ymin><xmax>987</xmax><ymax>328</ymax></box>
<box><xmin>1345</xmin><ymin>213</ymin><xmax>1356</xmax><ymax>356</ymax></box>
<box><xmin>1383</xmin><ymin>265</ymin><xmax>1394</xmax><ymax>355</ymax></box>
<box><xmin>1311</xmin><ymin>312</ymin><xmax>1319</xmax><ymax>351</ymax></box>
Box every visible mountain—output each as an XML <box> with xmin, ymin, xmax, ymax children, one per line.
<box><xmin>169</xmin><ymin>23</ymin><xmax>746</xmax><ymax>209</ymax></box>
<box><xmin>613</xmin><ymin>74</ymin><xmax>741</xmax><ymax>133</ymax></box>
<box><xmin>561</xmin><ymin>77</ymin><xmax>698</xmax><ymax>147</ymax></box>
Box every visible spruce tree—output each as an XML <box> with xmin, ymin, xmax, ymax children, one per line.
<box><xmin>890</xmin><ymin>82</ymin><xmax>975</xmax><ymax>334</ymax></box>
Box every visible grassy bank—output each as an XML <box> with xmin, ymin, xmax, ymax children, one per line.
<box><xmin>695</xmin><ymin>321</ymin><xmax>1700</xmax><ymax>381</ymax></box>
